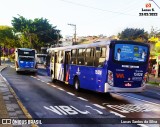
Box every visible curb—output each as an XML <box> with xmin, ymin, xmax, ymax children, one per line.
<box><xmin>0</xmin><ymin>66</ymin><xmax>39</xmax><ymax>127</ymax></box>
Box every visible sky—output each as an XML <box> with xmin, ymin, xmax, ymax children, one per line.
<box><xmin>0</xmin><ymin>0</ymin><xmax>160</xmax><ymax>37</ymax></box>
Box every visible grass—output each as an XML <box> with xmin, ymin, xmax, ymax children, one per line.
<box><xmin>148</xmin><ymin>81</ymin><xmax>160</xmax><ymax>86</ymax></box>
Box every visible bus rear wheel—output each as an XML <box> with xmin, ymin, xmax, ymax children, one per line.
<box><xmin>74</xmin><ymin>77</ymin><xmax>80</xmax><ymax>91</ymax></box>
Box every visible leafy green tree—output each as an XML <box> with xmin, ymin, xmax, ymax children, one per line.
<box><xmin>118</xmin><ymin>28</ymin><xmax>148</xmax><ymax>42</ymax></box>
<box><xmin>148</xmin><ymin>36</ymin><xmax>160</xmax><ymax>53</ymax></box>
<box><xmin>148</xmin><ymin>27</ymin><xmax>160</xmax><ymax>55</ymax></box>
<box><xmin>0</xmin><ymin>26</ymin><xmax>20</xmax><ymax>58</ymax></box>
<box><xmin>0</xmin><ymin>26</ymin><xmax>20</xmax><ymax>47</ymax></box>
<box><xmin>12</xmin><ymin>15</ymin><xmax>62</xmax><ymax>51</ymax></box>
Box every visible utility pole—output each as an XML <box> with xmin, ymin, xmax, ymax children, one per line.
<box><xmin>68</xmin><ymin>23</ymin><xmax>76</xmax><ymax>45</ymax></box>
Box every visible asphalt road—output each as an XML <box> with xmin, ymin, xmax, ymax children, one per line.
<box><xmin>1</xmin><ymin>66</ymin><xmax>160</xmax><ymax>127</ymax></box>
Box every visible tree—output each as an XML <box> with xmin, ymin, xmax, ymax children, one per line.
<box><xmin>118</xmin><ymin>28</ymin><xmax>148</xmax><ymax>42</ymax></box>
<box><xmin>12</xmin><ymin>15</ymin><xmax>62</xmax><ymax>51</ymax></box>
<box><xmin>148</xmin><ymin>36</ymin><xmax>160</xmax><ymax>54</ymax></box>
<box><xmin>0</xmin><ymin>26</ymin><xmax>20</xmax><ymax>58</ymax></box>
<box><xmin>148</xmin><ymin>27</ymin><xmax>160</xmax><ymax>55</ymax></box>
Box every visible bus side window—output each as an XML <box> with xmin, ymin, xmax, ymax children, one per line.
<box><xmin>57</xmin><ymin>51</ymin><xmax>64</xmax><ymax>63</ymax></box>
<box><xmin>77</xmin><ymin>49</ymin><xmax>85</xmax><ymax>65</ymax></box>
<box><xmin>85</xmin><ymin>48</ymin><xmax>94</xmax><ymax>66</ymax></box>
<box><xmin>57</xmin><ymin>51</ymin><xmax>60</xmax><ymax>63</ymax></box>
<box><xmin>71</xmin><ymin>49</ymin><xmax>77</xmax><ymax>64</ymax></box>
<box><xmin>101</xmin><ymin>47</ymin><xmax>106</xmax><ymax>57</ymax></box>
<box><xmin>50</xmin><ymin>52</ymin><xmax>54</xmax><ymax>63</ymax></box>
<box><xmin>60</xmin><ymin>51</ymin><xmax>64</xmax><ymax>63</ymax></box>
<box><xmin>95</xmin><ymin>47</ymin><xmax>106</xmax><ymax>67</ymax></box>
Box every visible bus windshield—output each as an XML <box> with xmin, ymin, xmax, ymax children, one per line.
<box><xmin>114</xmin><ymin>43</ymin><xmax>148</xmax><ymax>63</ymax></box>
<box><xmin>18</xmin><ymin>49</ymin><xmax>35</xmax><ymax>57</ymax></box>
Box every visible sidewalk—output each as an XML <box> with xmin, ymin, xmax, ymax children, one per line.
<box><xmin>0</xmin><ymin>65</ymin><xmax>29</xmax><ymax>127</ymax></box>
<box><xmin>148</xmin><ymin>74</ymin><xmax>160</xmax><ymax>84</ymax></box>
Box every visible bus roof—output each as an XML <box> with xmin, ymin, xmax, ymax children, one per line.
<box><xmin>47</xmin><ymin>40</ymin><xmax>111</xmax><ymax>53</ymax></box>
<box><xmin>47</xmin><ymin>40</ymin><xmax>149</xmax><ymax>53</ymax></box>
<box><xmin>16</xmin><ymin>48</ymin><xmax>36</xmax><ymax>51</ymax></box>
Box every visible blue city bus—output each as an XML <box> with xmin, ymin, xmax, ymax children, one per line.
<box><xmin>47</xmin><ymin>40</ymin><xmax>150</xmax><ymax>93</ymax></box>
<box><xmin>15</xmin><ymin>48</ymin><xmax>37</xmax><ymax>73</ymax></box>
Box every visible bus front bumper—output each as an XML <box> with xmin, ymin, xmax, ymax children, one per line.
<box><xmin>104</xmin><ymin>83</ymin><xmax>146</xmax><ymax>93</ymax></box>
<box><xmin>16</xmin><ymin>68</ymin><xmax>37</xmax><ymax>72</ymax></box>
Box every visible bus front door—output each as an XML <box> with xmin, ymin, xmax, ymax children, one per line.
<box><xmin>54</xmin><ymin>52</ymin><xmax>58</xmax><ymax>79</ymax></box>
<box><xmin>64</xmin><ymin>51</ymin><xmax>70</xmax><ymax>82</ymax></box>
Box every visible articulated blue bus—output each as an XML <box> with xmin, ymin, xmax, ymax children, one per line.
<box><xmin>15</xmin><ymin>48</ymin><xmax>37</xmax><ymax>73</ymax></box>
<box><xmin>47</xmin><ymin>40</ymin><xmax>150</xmax><ymax>93</ymax></box>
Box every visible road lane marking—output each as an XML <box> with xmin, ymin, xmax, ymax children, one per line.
<box><xmin>93</xmin><ymin>104</ymin><xmax>106</xmax><ymax>109</ymax></box>
<box><xmin>106</xmin><ymin>104</ymin><xmax>160</xmax><ymax>113</ymax></box>
<box><xmin>44</xmin><ymin>105</ymin><xmax>90</xmax><ymax>115</ymax></box>
<box><xmin>85</xmin><ymin>105</ymin><xmax>103</xmax><ymax>114</ymax></box>
<box><xmin>40</xmin><ymin>80</ymin><xmax>45</xmax><ymax>83</ymax></box>
<box><xmin>30</xmin><ymin>76</ymin><xmax>48</xmax><ymax>84</ymax></box>
<box><xmin>47</xmin><ymin>83</ymin><xmax>50</xmax><ymax>85</ymax></box>
<box><xmin>30</xmin><ymin>76</ymin><xmax>36</xmax><ymax>79</ymax></box>
<box><xmin>67</xmin><ymin>92</ymin><xmax>75</xmax><ymax>96</ymax></box>
<box><xmin>51</xmin><ymin>85</ymin><xmax>56</xmax><ymax>88</ymax></box>
<box><xmin>109</xmin><ymin>111</ymin><xmax>125</xmax><ymax>118</ymax></box>
<box><xmin>77</xmin><ymin>97</ymin><xmax>88</xmax><ymax>101</ymax></box>
<box><xmin>137</xmin><ymin>124</ymin><xmax>149</xmax><ymax>127</ymax></box>
<box><xmin>57</xmin><ymin>88</ymin><xmax>64</xmax><ymax>91</ymax></box>
<box><xmin>117</xmin><ymin>93</ymin><xmax>160</xmax><ymax>106</ymax></box>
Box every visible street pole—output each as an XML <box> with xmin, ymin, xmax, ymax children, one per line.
<box><xmin>68</xmin><ymin>23</ymin><xmax>76</xmax><ymax>45</ymax></box>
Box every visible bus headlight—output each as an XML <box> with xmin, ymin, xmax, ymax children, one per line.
<box><xmin>108</xmin><ymin>70</ymin><xmax>114</xmax><ymax>86</ymax></box>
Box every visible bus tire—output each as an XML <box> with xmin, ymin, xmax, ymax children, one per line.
<box><xmin>74</xmin><ymin>77</ymin><xmax>80</xmax><ymax>91</ymax></box>
<box><xmin>32</xmin><ymin>72</ymin><xmax>37</xmax><ymax>76</ymax></box>
<box><xmin>106</xmin><ymin>92</ymin><xmax>112</xmax><ymax>97</ymax></box>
